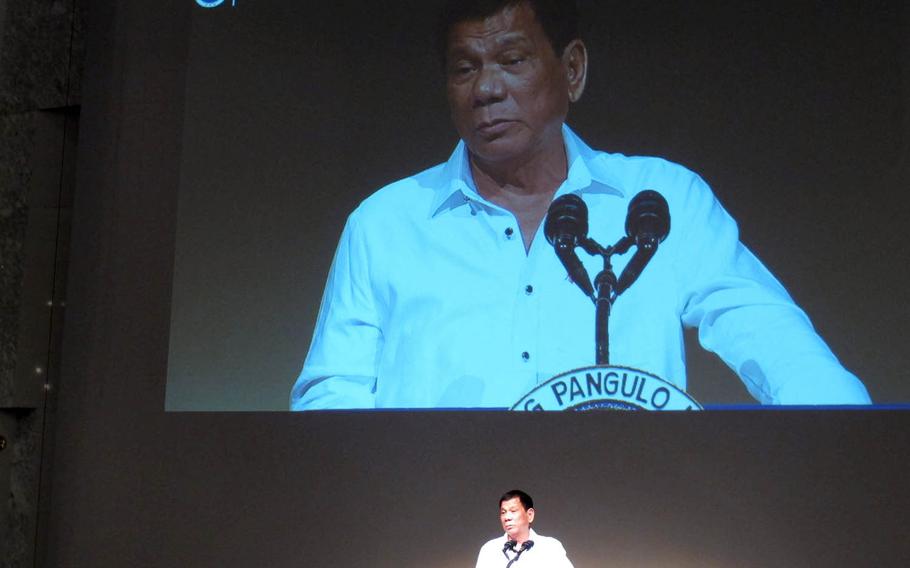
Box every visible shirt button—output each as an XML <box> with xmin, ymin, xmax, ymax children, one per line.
<box><xmin>524</xmin><ymin>285</ymin><xmax>534</xmax><ymax>295</ymax></box>
<box><xmin>504</xmin><ymin>227</ymin><xmax>514</xmax><ymax>239</ymax></box>
<box><xmin>521</xmin><ymin>351</ymin><xmax>530</xmax><ymax>362</ymax></box>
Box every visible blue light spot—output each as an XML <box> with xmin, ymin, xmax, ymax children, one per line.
<box><xmin>196</xmin><ymin>0</ymin><xmax>237</xmax><ymax>8</ymax></box>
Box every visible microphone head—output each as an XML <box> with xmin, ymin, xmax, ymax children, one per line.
<box><xmin>521</xmin><ymin>540</ymin><xmax>535</xmax><ymax>551</ymax></box>
<box><xmin>625</xmin><ymin>190</ymin><xmax>670</xmax><ymax>247</ymax></box>
<box><xmin>545</xmin><ymin>193</ymin><xmax>589</xmax><ymax>247</ymax></box>
<box><xmin>503</xmin><ymin>540</ymin><xmax>517</xmax><ymax>551</ymax></box>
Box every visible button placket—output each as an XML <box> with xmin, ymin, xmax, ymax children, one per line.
<box><xmin>512</xmin><ymin>247</ymin><xmax>541</xmax><ymax>383</ymax></box>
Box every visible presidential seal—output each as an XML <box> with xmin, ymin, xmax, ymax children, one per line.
<box><xmin>511</xmin><ymin>365</ymin><xmax>702</xmax><ymax>411</ymax></box>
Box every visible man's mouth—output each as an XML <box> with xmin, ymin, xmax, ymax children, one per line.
<box><xmin>477</xmin><ymin>118</ymin><xmax>514</xmax><ymax>136</ymax></box>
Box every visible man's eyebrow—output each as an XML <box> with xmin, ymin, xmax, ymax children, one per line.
<box><xmin>494</xmin><ymin>33</ymin><xmax>533</xmax><ymax>49</ymax></box>
<box><xmin>447</xmin><ymin>32</ymin><xmax>534</xmax><ymax>57</ymax></box>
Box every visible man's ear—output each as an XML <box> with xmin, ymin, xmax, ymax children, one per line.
<box><xmin>527</xmin><ymin>507</ymin><xmax>536</xmax><ymax>523</ymax></box>
<box><xmin>562</xmin><ymin>39</ymin><xmax>588</xmax><ymax>103</ymax></box>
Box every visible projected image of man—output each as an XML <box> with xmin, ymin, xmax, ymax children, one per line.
<box><xmin>290</xmin><ymin>0</ymin><xmax>870</xmax><ymax>409</ymax></box>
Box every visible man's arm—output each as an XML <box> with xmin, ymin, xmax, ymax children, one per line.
<box><xmin>474</xmin><ymin>539</ymin><xmax>498</xmax><ymax>568</ymax></box>
<box><xmin>673</xmin><ymin>172</ymin><xmax>870</xmax><ymax>404</ymax></box>
<box><xmin>550</xmin><ymin>538</ymin><xmax>574</xmax><ymax>568</ymax></box>
<box><xmin>290</xmin><ymin>212</ymin><xmax>383</xmax><ymax>410</ymax></box>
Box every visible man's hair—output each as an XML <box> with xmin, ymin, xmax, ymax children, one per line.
<box><xmin>436</xmin><ymin>0</ymin><xmax>580</xmax><ymax>68</ymax></box>
<box><xmin>499</xmin><ymin>489</ymin><xmax>534</xmax><ymax>511</ymax></box>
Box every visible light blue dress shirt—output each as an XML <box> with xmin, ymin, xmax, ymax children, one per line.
<box><xmin>291</xmin><ymin>126</ymin><xmax>870</xmax><ymax>409</ymax></box>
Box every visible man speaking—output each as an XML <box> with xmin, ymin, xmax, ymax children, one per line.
<box><xmin>290</xmin><ymin>0</ymin><xmax>870</xmax><ymax>409</ymax></box>
<box><xmin>476</xmin><ymin>490</ymin><xmax>573</xmax><ymax>568</ymax></box>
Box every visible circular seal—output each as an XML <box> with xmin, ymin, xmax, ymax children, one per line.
<box><xmin>510</xmin><ymin>365</ymin><xmax>702</xmax><ymax>411</ymax></box>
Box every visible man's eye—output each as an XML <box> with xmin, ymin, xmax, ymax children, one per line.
<box><xmin>503</xmin><ymin>55</ymin><xmax>526</xmax><ymax>66</ymax></box>
<box><xmin>450</xmin><ymin>62</ymin><xmax>475</xmax><ymax>76</ymax></box>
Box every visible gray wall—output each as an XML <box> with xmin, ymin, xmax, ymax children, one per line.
<box><xmin>41</xmin><ymin>1</ymin><xmax>910</xmax><ymax>566</ymax></box>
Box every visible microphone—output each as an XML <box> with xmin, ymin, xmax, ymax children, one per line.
<box><xmin>545</xmin><ymin>194</ymin><xmax>595</xmax><ymax>299</ymax></box>
<box><xmin>502</xmin><ymin>540</ymin><xmax>517</xmax><ymax>558</ymax></box>
<box><xmin>505</xmin><ymin>540</ymin><xmax>535</xmax><ymax>567</ymax></box>
<box><xmin>615</xmin><ymin>190</ymin><xmax>670</xmax><ymax>296</ymax></box>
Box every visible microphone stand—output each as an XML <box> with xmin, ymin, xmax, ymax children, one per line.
<box><xmin>579</xmin><ymin>236</ymin><xmax>634</xmax><ymax>366</ymax></box>
<box><xmin>547</xmin><ymin>190</ymin><xmax>669</xmax><ymax>368</ymax></box>
<box><xmin>505</xmin><ymin>542</ymin><xmax>534</xmax><ymax>568</ymax></box>
<box><xmin>593</xmin><ymin>266</ymin><xmax>615</xmax><ymax>365</ymax></box>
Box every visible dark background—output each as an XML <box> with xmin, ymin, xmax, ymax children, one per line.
<box><xmin>39</xmin><ymin>1</ymin><xmax>910</xmax><ymax>566</ymax></box>
<box><xmin>164</xmin><ymin>1</ymin><xmax>908</xmax><ymax>410</ymax></box>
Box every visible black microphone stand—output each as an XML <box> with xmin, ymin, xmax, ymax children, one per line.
<box><xmin>547</xmin><ymin>190</ymin><xmax>669</xmax><ymax>368</ymax></box>
<box><xmin>579</xmin><ymin>236</ymin><xmax>634</xmax><ymax>366</ymax></box>
<box><xmin>505</xmin><ymin>541</ymin><xmax>534</xmax><ymax>568</ymax></box>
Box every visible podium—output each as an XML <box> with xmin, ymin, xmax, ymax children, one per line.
<box><xmin>511</xmin><ymin>365</ymin><xmax>703</xmax><ymax>411</ymax></box>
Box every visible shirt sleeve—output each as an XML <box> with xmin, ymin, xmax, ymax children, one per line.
<box><xmin>290</xmin><ymin>211</ymin><xmax>383</xmax><ymax>410</ymax></box>
<box><xmin>475</xmin><ymin>540</ymin><xmax>498</xmax><ymax>568</ymax></box>
<box><xmin>672</xmin><ymin>172</ymin><xmax>871</xmax><ymax>404</ymax></box>
<box><xmin>551</xmin><ymin>539</ymin><xmax>574</xmax><ymax>568</ymax></box>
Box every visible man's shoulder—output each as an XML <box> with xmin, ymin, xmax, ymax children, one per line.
<box><xmin>478</xmin><ymin>534</ymin><xmax>507</xmax><ymax>551</ymax></box>
<box><xmin>479</xmin><ymin>530</ymin><xmax>565</xmax><ymax>549</ymax></box>
<box><xmin>594</xmin><ymin>150</ymin><xmax>705</xmax><ymax>188</ymax></box>
<box><xmin>567</xmin><ymin>127</ymin><xmax>703</xmax><ymax>186</ymax></box>
<box><xmin>533</xmin><ymin>532</ymin><xmax>565</xmax><ymax>546</ymax></box>
<box><xmin>581</xmin><ymin>146</ymin><xmax>715</xmax><ymax>213</ymax></box>
<box><xmin>352</xmin><ymin>161</ymin><xmax>448</xmax><ymax>220</ymax></box>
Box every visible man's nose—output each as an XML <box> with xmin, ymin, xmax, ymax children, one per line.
<box><xmin>472</xmin><ymin>64</ymin><xmax>505</xmax><ymax>107</ymax></box>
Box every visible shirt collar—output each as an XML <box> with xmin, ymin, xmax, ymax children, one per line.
<box><xmin>430</xmin><ymin>124</ymin><xmax>626</xmax><ymax>218</ymax></box>
<box><xmin>502</xmin><ymin>528</ymin><xmax>540</xmax><ymax>544</ymax></box>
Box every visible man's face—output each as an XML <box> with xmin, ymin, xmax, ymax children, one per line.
<box><xmin>445</xmin><ymin>2</ymin><xmax>580</xmax><ymax>169</ymax></box>
<box><xmin>500</xmin><ymin>497</ymin><xmax>535</xmax><ymax>541</ymax></box>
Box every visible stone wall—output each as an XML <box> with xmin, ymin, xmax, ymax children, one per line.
<box><xmin>0</xmin><ymin>1</ymin><xmax>83</xmax><ymax>566</ymax></box>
